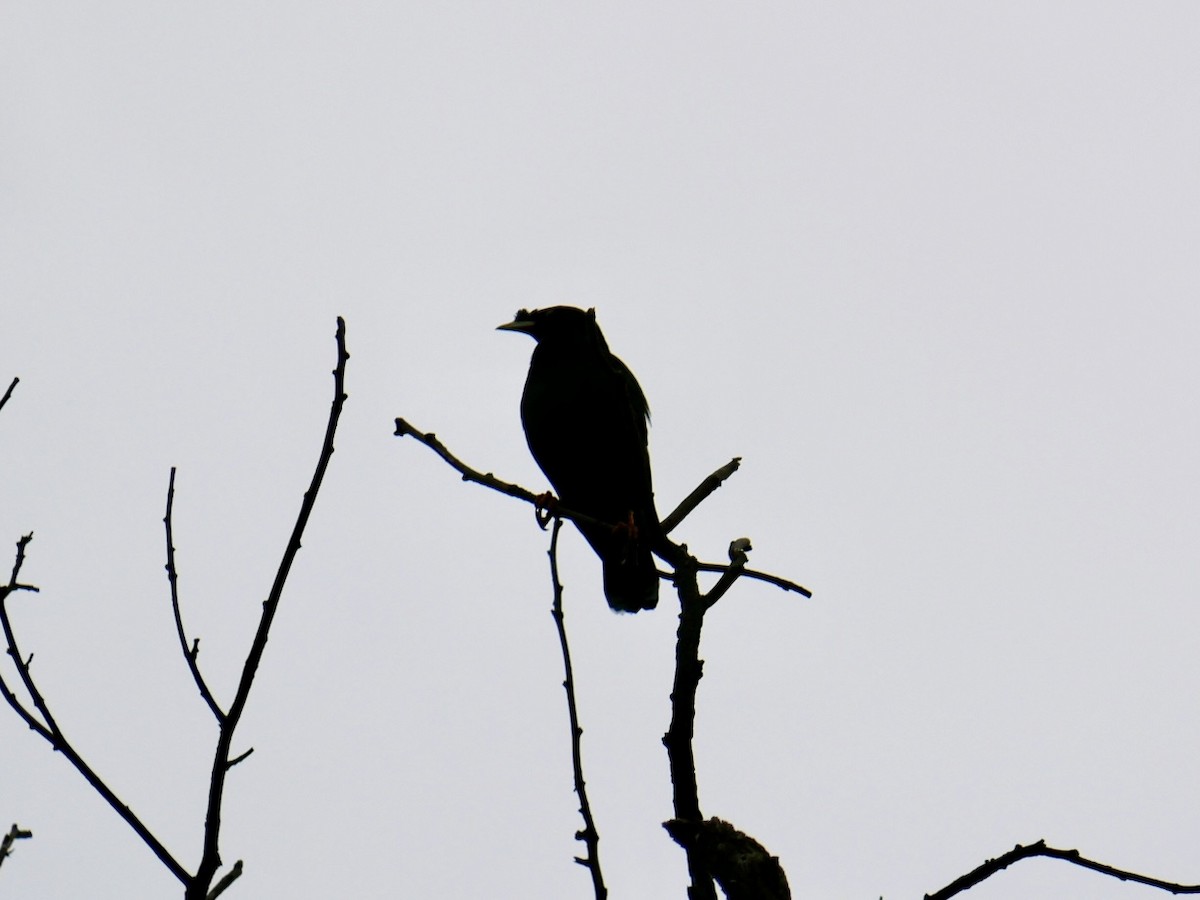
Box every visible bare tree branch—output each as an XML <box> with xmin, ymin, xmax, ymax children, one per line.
<box><xmin>0</xmin><ymin>823</ymin><xmax>33</xmax><ymax>871</ymax></box>
<box><xmin>164</xmin><ymin>467</ymin><xmax>226</xmax><ymax>723</ymax></box>
<box><xmin>1</xmin><ymin>319</ymin><xmax>347</xmax><ymax>898</ymax></box>
<box><xmin>0</xmin><ymin>534</ymin><xmax>192</xmax><ymax>885</ymax></box>
<box><xmin>394</xmin><ymin>419</ymin><xmax>810</xmax><ymax>599</ymax></box>
<box><xmin>660</xmin><ymin>457</ymin><xmax>741</xmax><ymax>535</ymax></box>
<box><xmin>661</xmin><ymin>548</ymin><xmax>719</xmax><ymax>900</ymax></box>
<box><xmin>927</xmin><ymin>839</ymin><xmax>1200</xmax><ymax>899</ymax></box>
<box><xmin>547</xmin><ymin>519</ymin><xmax>607</xmax><ymax>899</ymax></box>
<box><xmin>205</xmin><ymin>859</ymin><xmax>244</xmax><ymax>900</ymax></box>
<box><xmin>188</xmin><ymin>316</ymin><xmax>349</xmax><ymax>899</ymax></box>
<box><xmin>395</xmin><ymin>416</ymin><xmax>807</xmax><ymax>899</ymax></box>
<box><xmin>0</xmin><ymin>377</ymin><xmax>17</xmax><ymax>414</ymax></box>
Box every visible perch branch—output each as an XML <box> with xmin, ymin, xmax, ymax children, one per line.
<box><xmin>165</xmin><ymin>467</ymin><xmax>226</xmax><ymax>723</ymax></box>
<box><xmin>927</xmin><ymin>839</ymin><xmax>1200</xmax><ymax>899</ymax></box>
<box><xmin>395</xmin><ymin>416</ymin><xmax>805</xmax><ymax>900</ymax></box>
<box><xmin>394</xmin><ymin>420</ymin><xmax>809</xmax><ymax>598</ymax></box>
<box><xmin>547</xmin><ymin>519</ymin><xmax>607</xmax><ymax>899</ymax></box>
<box><xmin>188</xmin><ymin>316</ymin><xmax>348</xmax><ymax>899</ymax></box>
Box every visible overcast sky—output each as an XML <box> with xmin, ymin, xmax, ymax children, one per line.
<box><xmin>3</xmin><ymin>3</ymin><xmax>1199</xmax><ymax>898</ymax></box>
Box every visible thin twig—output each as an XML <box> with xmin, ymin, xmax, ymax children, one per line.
<box><xmin>927</xmin><ymin>839</ymin><xmax>1200</xmax><ymax>899</ymax></box>
<box><xmin>0</xmin><ymin>535</ymin><xmax>191</xmax><ymax>884</ymax></box>
<box><xmin>699</xmin><ymin>539</ymin><xmax>752</xmax><ymax>610</ymax></box>
<box><xmin>693</xmin><ymin>562</ymin><xmax>810</xmax><ymax>598</ymax></box>
<box><xmin>660</xmin><ymin>458</ymin><xmax>741</xmax><ymax>535</ymax></box>
<box><xmin>547</xmin><ymin>519</ymin><xmax>607</xmax><ymax>900</ymax></box>
<box><xmin>0</xmin><ymin>377</ymin><xmax>17</xmax><ymax>414</ymax></box>
<box><xmin>395</xmin><ymin>420</ymin><xmax>810</xmax><ymax>599</ymax></box>
<box><xmin>165</xmin><ymin>467</ymin><xmax>225</xmax><ymax>722</ymax></box>
<box><xmin>188</xmin><ymin>316</ymin><xmax>349</xmax><ymax>900</ymax></box>
<box><xmin>0</xmin><ymin>823</ymin><xmax>32</xmax><ymax>870</ymax></box>
<box><xmin>206</xmin><ymin>859</ymin><xmax>244</xmax><ymax>899</ymax></box>
<box><xmin>394</xmin><ymin>418</ymin><xmax>610</xmax><ymax>532</ymax></box>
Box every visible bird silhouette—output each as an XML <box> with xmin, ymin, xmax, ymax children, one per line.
<box><xmin>499</xmin><ymin>306</ymin><xmax>660</xmax><ymax>612</ymax></box>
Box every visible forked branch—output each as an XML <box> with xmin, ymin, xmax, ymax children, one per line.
<box><xmin>0</xmin><ymin>319</ymin><xmax>348</xmax><ymax>899</ymax></box>
<box><xmin>395</xmin><ymin>417</ymin><xmax>807</xmax><ymax>899</ymax></box>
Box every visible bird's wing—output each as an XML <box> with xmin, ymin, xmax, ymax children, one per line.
<box><xmin>609</xmin><ymin>354</ymin><xmax>650</xmax><ymax>443</ymax></box>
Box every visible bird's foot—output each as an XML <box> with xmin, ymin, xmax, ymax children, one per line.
<box><xmin>533</xmin><ymin>491</ymin><xmax>559</xmax><ymax>530</ymax></box>
<box><xmin>612</xmin><ymin>511</ymin><xmax>640</xmax><ymax>540</ymax></box>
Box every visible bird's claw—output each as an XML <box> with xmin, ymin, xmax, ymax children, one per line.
<box><xmin>612</xmin><ymin>511</ymin><xmax>639</xmax><ymax>540</ymax></box>
<box><xmin>534</xmin><ymin>492</ymin><xmax>559</xmax><ymax>530</ymax></box>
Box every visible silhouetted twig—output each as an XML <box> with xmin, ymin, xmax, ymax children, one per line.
<box><xmin>547</xmin><ymin>519</ymin><xmax>607</xmax><ymax>899</ymax></box>
<box><xmin>0</xmin><ymin>377</ymin><xmax>17</xmax><ymax>414</ymax></box>
<box><xmin>1</xmin><ymin>319</ymin><xmax>348</xmax><ymax>899</ymax></box>
<box><xmin>660</xmin><ymin>457</ymin><xmax>742</xmax><ymax>535</ymax></box>
<box><xmin>394</xmin><ymin>420</ymin><xmax>809</xmax><ymax>598</ymax></box>
<box><xmin>165</xmin><ymin>467</ymin><xmax>225</xmax><ymax>723</ymax></box>
<box><xmin>927</xmin><ymin>839</ymin><xmax>1200</xmax><ymax>899</ymax></box>
<box><xmin>188</xmin><ymin>316</ymin><xmax>349</xmax><ymax>899</ymax></box>
<box><xmin>395</xmin><ymin>417</ymin><xmax>805</xmax><ymax>899</ymax></box>
<box><xmin>0</xmin><ymin>823</ymin><xmax>33</xmax><ymax>871</ymax></box>
<box><xmin>0</xmin><ymin>534</ymin><xmax>191</xmax><ymax>884</ymax></box>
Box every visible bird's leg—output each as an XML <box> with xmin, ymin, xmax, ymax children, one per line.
<box><xmin>612</xmin><ymin>511</ymin><xmax>640</xmax><ymax>540</ymax></box>
<box><xmin>533</xmin><ymin>491</ymin><xmax>559</xmax><ymax>530</ymax></box>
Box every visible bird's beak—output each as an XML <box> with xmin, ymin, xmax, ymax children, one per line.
<box><xmin>497</xmin><ymin>316</ymin><xmax>535</xmax><ymax>334</ymax></box>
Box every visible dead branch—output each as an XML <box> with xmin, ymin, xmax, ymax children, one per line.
<box><xmin>0</xmin><ymin>823</ymin><xmax>33</xmax><ymax>871</ymax></box>
<box><xmin>547</xmin><ymin>520</ymin><xmax>607</xmax><ymax>899</ymax></box>
<box><xmin>0</xmin><ymin>318</ymin><xmax>348</xmax><ymax>899</ymax></box>
<box><xmin>927</xmin><ymin>839</ymin><xmax>1200</xmax><ymax>899</ymax></box>
<box><xmin>188</xmin><ymin>316</ymin><xmax>348</xmax><ymax>899</ymax></box>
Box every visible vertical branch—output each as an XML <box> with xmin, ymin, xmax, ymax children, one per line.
<box><xmin>662</xmin><ymin>547</ymin><xmax>718</xmax><ymax>900</ymax></box>
<box><xmin>164</xmin><ymin>468</ymin><xmax>225</xmax><ymax>722</ymax></box>
<box><xmin>547</xmin><ymin>518</ymin><xmax>607</xmax><ymax>900</ymax></box>
<box><xmin>187</xmin><ymin>317</ymin><xmax>349</xmax><ymax>900</ymax></box>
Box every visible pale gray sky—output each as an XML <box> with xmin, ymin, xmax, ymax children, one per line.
<box><xmin>3</xmin><ymin>3</ymin><xmax>1199</xmax><ymax>898</ymax></box>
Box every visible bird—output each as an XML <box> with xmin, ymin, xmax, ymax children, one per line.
<box><xmin>498</xmin><ymin>306</ymin><xmax>661</xmax><ymax>612</ymax></box>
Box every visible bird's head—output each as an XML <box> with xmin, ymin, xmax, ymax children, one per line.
<box><xmin>497</xmin><ymin>306</ymin><xmax>600</xmax><ymax>345</ymax></box>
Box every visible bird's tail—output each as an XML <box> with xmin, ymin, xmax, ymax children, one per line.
<box><xmin>578</xmin><ymin>511</ymin><xmax>660</xmax><ymax>612</ymax></box>
<box><xmin>601</xmin><ymin>544</ymin><xmax>660</xmax><ymax>612</ymax></box>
